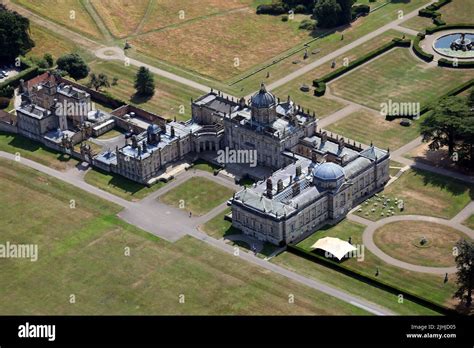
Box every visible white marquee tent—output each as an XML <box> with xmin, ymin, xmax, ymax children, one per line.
<box><xmin>310</xmin><ymin>237</ymin><xmax>357</xmax><ymax>260</ymax></box>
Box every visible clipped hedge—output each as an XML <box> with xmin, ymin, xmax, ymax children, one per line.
<box><xmin>438</xmin><ymin>58</ymin><xmax>474</xmax><ymax>68</ymax></box>
<box><xmin>412</xmin><ymin>33</ymin><xmax>434</xmax><ymax>62</ymax></box>
<box><xmin>287</xmin><ymin>245</ymin><xmax>455</xmax><ymax>315</ymax></box>
<box><xmin>418</xmin><ymin>0</ymin><xmax>451</xmax><ymax>26</ymax></box>
<box><xmin>426</xmin><ymin>23</ymin><xmax>474</xmax><ymax>35</ymax></box>
<box><xmin>312</xmin><ymin>38</ymin><xmax>411</xmax><ymax>96</ymax></box>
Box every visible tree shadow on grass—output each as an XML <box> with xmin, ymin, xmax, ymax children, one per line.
<box><xmin>4</xmin><ymin>132</ymin><xmax>74</xmax><ymax>163</ymax></box>
<box><xmin>414</xmin><ymin>168</ymin><xmax>474</xmax><ymax>200</ymax></box>
<box><xmin>131</xmin><ymin>93</ymin><xmax>153</xmax><ymax>105</ymax></box>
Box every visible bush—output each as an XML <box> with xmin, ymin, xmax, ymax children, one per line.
<box><xmin>256</xmin><ymin>4</ymin><xmax>287</xmax><ymax>15</ymax></box>
<box><xmin>413</xmin><ymin>34</ymin><xmax>434</xmax><ymax>62</ymax></box>
<box><xmin>438</xmin><ymin>58</ymin><xmax>474</xmax><ymax>68</ymax></box>
<box><xmin>0</xmin><ymin>97</ymin><xmax>10</xmax><ymax>109</ymax></box>
<box><xmin>299</xmin><ymin>19</ymin><xmax>316</xmax><ymax>30</ymax></box>
<box><xmin>281</xmin><ymin>15</ymin><xmax>289</xmax><ymax>22</ymax></box>
<box><xmin>0</xmin><ymin>85</ymin><xmax>14</xmax><ymax>98</ymax></box>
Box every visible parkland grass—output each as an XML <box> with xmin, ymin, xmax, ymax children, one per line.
<box><xmin>325</xmin><ymin>108</ymin><xmax>421</xmax><ymax>150</ymax></box>
<box><xmin>0</xmin><ymin>159</ymin><xmax>366</xmax><ymax>315</ymax></box>
<box><xmin>0</xmin><ymin>131</ymin><xmax>78</xmax><ymax>171</ymax></box>
<box><xmin>463</xmin><ymin>215</ymin><xmax>474</xmax><ymax>230</ymax></box>
<box><xmin>12</xmin><ymin>0</ymin><xmax>104</xmax><ymax>41</ymax></box>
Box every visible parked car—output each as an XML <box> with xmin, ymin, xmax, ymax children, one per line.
<box><xmin>1</xmin><ymin>71</ymin><xmax>9</xmax><ymax>77</ymax></box>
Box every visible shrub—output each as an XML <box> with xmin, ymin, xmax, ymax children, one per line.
<box><xmin>256</xmin><ymin>4</ymin><xmax>287</xmax><ymax>15</ymax></box>
<box><xmin>352</xmin><ymin>4</ymin><xmax>370</xmax><ymax>17</ymax></box>
<box><xmin>438</xmin><ymin>58</ymin><xmax>474</xmax><ymax>68</ymax></box>
<box><xmin>413</xmin><ymin>34</ymin><xmax>434</xmax><ymax>62</ymax></box>
<box><xmin>299</xmin><ymin>19</ymin><xmax>316</xmax><ymax>30</ymax></box>
<box><xmin>0</xmin><ymin>97</ymin><xmax>10</xmax><ymax>109</ymax></box>
<box><xmin>281</xmin><ymin>15</ymin><xmax>289</xmax><ymax>22</ymax></box>
<box><xmin>294</xmin><ymin>4</ymin><xmax>306</xmax><ymax>13</ymax></box>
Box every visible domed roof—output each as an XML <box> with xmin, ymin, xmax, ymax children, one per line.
<box><xmin>251</xmin><ymin>83</ymin><xmax>276</xmax><ymax>109</ymax></box>
<box><xmin>147</xmin><ymin>124</ymin><xmax>161</xmax><ymax>134</ymax></box>
<box><xmin>313</xmin><ymin>162</ymin><xmax>345</xmax><ymax>181</ymax></box>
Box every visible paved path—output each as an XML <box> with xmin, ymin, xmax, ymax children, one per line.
<box><xmin>0</xmin><ymin>150</ymin><xmax>394</xmax><ymax>315</ymax></box>
<box><xmin>95</xmin><ymin>47</ymin><xmax>212</xmax><ymax>94</ymax></box>
<box><xmin>261</xmin><ymin>0</ymin><xmax>438</xmax><ymax>94</ymax></box>
<box><xmin>347</xmin><ymin>210</ymin><xmax>474</xmax><ymax>274</ymax></box>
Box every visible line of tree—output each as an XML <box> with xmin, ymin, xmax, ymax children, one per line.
<box><xmin>420</xmin><ymin>90</ymin><xmax>474</xmax><ymax>170</ymax></box>
<box><xmin>0</xmin><ymin>4</ymin><xmax>35</xmax><ymax>63</ymax></box>
<box><xmin>256</xmin><ymin>0</ymin><xmax>369</xmax><ymax>29</ymax></box>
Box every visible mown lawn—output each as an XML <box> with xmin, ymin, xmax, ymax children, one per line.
<box><xmin>325</xmin><ymin>108</ymin><xmax>421</xmax><ymax>150</ymax></box>
<box><xmin>200</xmin><ymin>208</ymin><xmax>239</xmax><ymax>239</ymax></box>
<box><xmin>0</xmin><ymin>131</ymin><xmax>78</xmax><ymax>171</ymax></box>
<box><xmin>84</xmin><ymin>168</ymin><xmax>166</xmax><ymax>201</ymax></box>
<box><xmin>288</xmin><ymin>219</ymin><xmax>457</xmax><ymax>310</ymax></box>
<box><xmin>159</xmin><ymin>177</ymin><xmax>235</xmax><ymax>216</ymax></box>
<box><xmin>330</xmin><ymin>48</ymin><xmax>474</xmax><ymax>111</ymax></box>
<box><xmin>354</xmin><ymin>169</ymin><xmax>474</xmax><ymax>221</ymax></box>
<box><xmin>463</xmin><ymin>215</ymin><xmax>474</xmax><ymax>230</ymax></box>
<box><xmin>0</xmin><ymin>159</ymin><xmax>366</xmax><ymax>315</ymax></box>
<box><xmin>373</xmin><ymin>221</ymin><xmax>468</xmax><ymax>268</ymax></box>
<box><xmin>79</xmin><ymin>60</ymin><xmax>202</xmax><ymax>121</ymax></box>
<box><xmin>438</xmin><ymin>0</ymin><xmax>474</xmax><ymax>24</ymax></box>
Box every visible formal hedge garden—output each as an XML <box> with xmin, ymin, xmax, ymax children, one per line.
<box><xmin>312</xmin><ymin>38</ymin><xmax>411</xmax><ymax>96</ymax></box>
<box><xmin>418</xmin><ymin>0</ymin><xmax>452</xmax><ymax>26</ymax></box>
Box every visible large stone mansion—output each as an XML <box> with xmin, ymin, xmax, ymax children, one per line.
<box><xmin>0</xmin><ymin>73</ymin><xmax>390</xmax><ymax>245</ymax></box>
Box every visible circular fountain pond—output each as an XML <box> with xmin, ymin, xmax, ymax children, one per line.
<box><xmin>433</xmin><ymin>32</ymin><xmax>474</xmax><ymax>59</ymax></box>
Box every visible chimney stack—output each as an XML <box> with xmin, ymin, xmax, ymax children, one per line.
<box><xmin>266</xmin><ymin>178</ymin><xmax>273</xmax><ymax>199</ymax></box>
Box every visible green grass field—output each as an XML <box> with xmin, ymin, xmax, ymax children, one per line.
<box><xmin>463</xmin><ymin>215</ymin><xmax>474</xmax><ymax>230</ymax></box>
<box><xmin>129</xmin><ymin>7</ymin><xmax>310</xmax><ymax>81</ymax></box>
<box><xmin>354</xmin><ymin>169</ymin><xmax>474</xmax><ymax>221</ymax></box>
<box><xmin>439</xmin><ymin>0</ymin><xmax>474</xmax><ymax>24</ymax></box>
<box><xmin>200</xmin><ymin>208</ymin><xmax>239</xmax><ymax>239</ymax></box>
<box><xmin>159</xmin><ymin>177</ymin><xmax>235</xmax><ymax>216</ymax></box>
<box><xmin>330</xmin><ymin>48</ymin><xmax>474</xmax><ymax>110</ymax></box>
<box><xmin>191</xmin><ymin>159</ymin><xmax>222</xmax><ymax>174</ymax></box>
<box><xmin>0</xmin><ymin>131</ymin><xmax>78</xmax><ymax>171</ymax></box>
<box><xmin>84</xmin><ymin>168</ymin><xmax>165</xmax><ymax>201</ymax></box>
<box><xmin>325</xmin><ymin>108</ymin><xmax>421</xmax><ymax>150</ymax></box>
<box><xmin>0</xmin><ymin>159</ymin><xmax>367</xmax><ymax>315</ymax></box>
<box><xmin>291</xmin><ymin>219</ymin><xmax>457</xmax><ymax>310</ymax></box>
<box><xmin>389</xmin><ymin>160</ymin><xmax>405</xmax><ymax>177</ymax></box>
<box><xmin>79</xmin><ymin>60</ymin><xmax>202</xmax><ymax>121</ymax></box>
